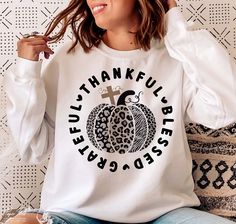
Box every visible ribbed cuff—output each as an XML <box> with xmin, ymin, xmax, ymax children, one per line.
<box><xmin>14</xmin><ymin>57</ymin><xmax>43</xmax><ymax>79</ymax></box>
<box><xmin>165</xmin><ymin>7</ymin><xmax>188</xmax><ymax>32</ymax></box>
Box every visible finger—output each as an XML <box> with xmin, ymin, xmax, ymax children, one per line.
<box><xmin>31</xmin><ymin>43</ymin><xmax>54</xmax><ymax>55</ymax></box>
<box><xmin>35</xmin><ymin>35</ymin><xmax>51</xmax><ymax>42</ymax></box>
<box><xmin>33</xmin><ymin>44</ymin><xmax>54</xmax><ymax>54</ymax></box>
<box><xmin>23</xmin><ymin>35</ymin><xmax>51</xmax><ymax>42</ymax></box>
<box><xmin>26</xmin><ymin>39</ymin><xmax>48</xmax><ymax>45</ymax></box>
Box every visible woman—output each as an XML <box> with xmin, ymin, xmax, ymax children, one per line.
<box><xmin>4</xmin><ymin>0</ymin><xmax>236</xmax><ymax>223</ymax></box>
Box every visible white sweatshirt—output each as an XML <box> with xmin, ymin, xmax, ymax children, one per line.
<box><xmin>4</xmin><ymin>7</ymin><xmax>236</xmax><ymax>223</ymax></box>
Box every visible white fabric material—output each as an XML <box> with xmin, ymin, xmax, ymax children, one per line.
<box><xmin>4</xmin><ymin>7</ymin><xmax>236</xmax><ymax>223</ymax></box>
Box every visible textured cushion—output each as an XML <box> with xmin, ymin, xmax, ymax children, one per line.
<box><xmin>186</xmin><ymin>122</ymin><xmax>236</xmax><ymax>221</ymax></box>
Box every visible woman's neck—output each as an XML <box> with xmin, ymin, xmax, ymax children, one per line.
<box><xmin>102</xmin><ymin>29</ymin><xmax>140</xmax><ymax>51</ymax></box>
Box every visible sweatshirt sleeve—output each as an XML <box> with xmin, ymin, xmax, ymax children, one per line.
<box><xmin>164</xmin><ymin>7</ymin><xmax>236</xmax><ymax>129</ymax></box>
<box><xmin>4</xmin><ymin>56</ymin><xmax>59</xmax><ymax>164</ymax></box>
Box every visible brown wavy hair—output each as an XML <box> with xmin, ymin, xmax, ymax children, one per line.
<box><xmin>44</xmin><ymin>0</ymin><xmax>167</xmax><ymax>53</ymax></box>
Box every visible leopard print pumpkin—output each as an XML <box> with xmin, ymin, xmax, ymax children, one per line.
<box><xmin>86</xmin><ymin>90</ymin><xmax>156</xmax><ymax>154</ymax></box>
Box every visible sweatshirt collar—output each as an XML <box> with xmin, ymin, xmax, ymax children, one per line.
<box><xmin>95</xmin><ymin>38</ymin><xmax>162</xmax><ymax>59</ymax></box>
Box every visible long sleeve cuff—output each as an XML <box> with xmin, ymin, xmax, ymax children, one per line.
<box><xmin>14</xmin><ymin>57</ymin><xmax>43</xmax><ymax>79</ymax></box>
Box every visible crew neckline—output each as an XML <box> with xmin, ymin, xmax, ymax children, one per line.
<box><xmin>95</xmin><ymin>38</ymin><xmax>161</xmax><ymax>59</ymax></box>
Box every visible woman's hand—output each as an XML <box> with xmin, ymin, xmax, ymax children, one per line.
<box><xmin>17</xmin><ymin>35</ymin><xmax>54</xmax><ymax>61</ymax></box>
<box><xmin>167</xmin><ymin>0</ymin><xmax>177</xmax><ymax>10</ymax></box>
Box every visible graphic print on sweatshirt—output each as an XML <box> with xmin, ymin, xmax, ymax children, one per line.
<box><xmin>68</xmin><ymin>67</ymin><xmax>175</xmax><ymax>172</ymax></box>
<box><xmin>86</xmin><ymin>89</ymin><xmax>156</xmax><ymax>154</ymax></box>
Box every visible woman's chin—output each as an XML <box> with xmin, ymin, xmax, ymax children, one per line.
<box><xmin>94</xmin><ymin>19</ymin><xmax>109</xmax><ymax>30</ymax></box>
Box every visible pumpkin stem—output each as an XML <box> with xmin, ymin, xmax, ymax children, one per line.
<box><xmin>117</xmin><ymin>90</ymin><xmax>136</xmax><ymax>106</ymax></box>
